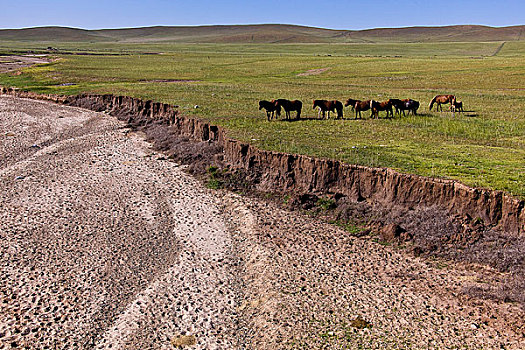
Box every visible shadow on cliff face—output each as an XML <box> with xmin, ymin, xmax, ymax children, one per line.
<box><xmin>143</xmin><ymin>121</ymin><xmax>223</xmax><ymax>175</ymax></box>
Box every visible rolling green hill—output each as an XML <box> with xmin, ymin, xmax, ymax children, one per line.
<box><xmin>0</xmin><ymin>24</ymin><xmax>523</xmax><ymax>43</ymax></box>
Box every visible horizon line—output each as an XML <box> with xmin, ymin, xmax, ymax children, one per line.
<box><xmin>1</xmin><ymin>23</ymin><xmax>524</xmax><ymax>31</ymax></box>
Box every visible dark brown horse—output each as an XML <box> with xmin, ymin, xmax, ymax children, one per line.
<box><xmin>313</xmin><ymin>99</ymin><xmax>343</xmax><ymax>119</ymax></box>
<box><xmin>370</xmin><ymin>100</ymin><xmax>393</xmax><ymax>118</ymax></box>
<box><xmin>259</xmin><ymin>100</ymin><xmax>281</xmax><ymax>121</ymax></box>
<box><xmin>429</xmin><ymin>94</ymin><xmax>456</xmax><ymax>111</ymax></box>
<box><xmin>404</xmin><ymin>99</ymin><xmax>420</xmax><ymax>115</ymax></box>
<box><xmin>275</xmin><ymin>99</ymin><xmax>302</xmax><ymax>119</ymax></box>
<box><xmin>388</xmin><ymin>99</ymin><xmax>405</xmax><ymax>115</ymax></box>
<box><xmin>344</xmin><ymin>98</ymin><xmax>359</xmax><ymax>112</ymax></box>
<box><xmin>353</xmin><ymin>100</ymin><xmax>371</xmax><ymax>119</ymax></box>
<box><xmin>390</xmin><ymin>98</ymin><xmax>419</xmax><ymax>116</ymax></box>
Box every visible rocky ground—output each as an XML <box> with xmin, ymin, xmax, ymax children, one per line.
<box><xmin>0</xmin><ymin>95</ymin><xmax>524</xmax><ymax>349</ymax></box>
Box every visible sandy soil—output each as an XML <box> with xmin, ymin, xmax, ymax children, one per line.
<box><xmin>1</xmin><ymin>95</ymin><xmax>523</xmax><ymax>349</ymax></box>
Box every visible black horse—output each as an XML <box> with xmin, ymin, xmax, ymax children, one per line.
<box><xmin>259</xmin><ymin>100</ymin><xmax>281</xmax><ymax>121</ymax></box>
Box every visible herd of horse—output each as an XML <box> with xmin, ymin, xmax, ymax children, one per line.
<box><xmin>259</xmin><ymin>94</ymin><xmax>463</xmax><ymax>121</ymax></box>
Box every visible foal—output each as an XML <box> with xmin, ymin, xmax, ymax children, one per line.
<box><xmin>450</xmin><ymin>100</ymin><xmax>464</xmax><ymax>113</ymax></box>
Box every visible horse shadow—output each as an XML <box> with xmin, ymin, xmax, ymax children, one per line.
<box><xmin>462</xmin><ymin>111</ymin><xmax>478</xmax><ymax>117</ymax></box>
<box><xmin>279</xmin><ymin>117</ymin><xmax>320</xmax><ymax>122</ymax></box>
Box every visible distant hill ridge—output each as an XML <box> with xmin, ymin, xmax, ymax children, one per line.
<box><xmin>0</xmin><ymin>24</ymin><xmax>523</xmax><ymax>43</ymax></box>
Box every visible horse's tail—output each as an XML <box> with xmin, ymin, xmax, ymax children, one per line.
<box><xmin>429</xmin><ymin>96</ymin><xmax>437</xmax><ymax>111</ymax></box>
<box><xmin>370</xmin><ymin>100</ymin><xmax>376</xmax><ymax>118</ymax></box>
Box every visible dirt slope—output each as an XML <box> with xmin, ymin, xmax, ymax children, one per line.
<box><xmin>0</xmin><ymin>96</ymin><xmax>523</xmax><ymax>349</ymax></box>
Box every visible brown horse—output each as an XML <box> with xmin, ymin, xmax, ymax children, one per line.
<box><xmin>353</xmin><ymin>100</ymin><xmax>371</xmax><ymax>119</ymax></box>
<box><xmin>313</xmin><ymin>99</ymin><xmax>343</xmax><ymax>119</ymax></box>
<box><xmin>450</xmin><ymin>100</ymin><xmax>464</xmax><ymax>113</ymax></box>
<box><xmin>275</xmin><ymin>99</ymin><xmax>302</xmax><ymax>119</ymax></box>
<box><xmin>370</xmin><ymin>100</ymin><xmax>393</xmax><ymax>118</ymax></box>
<box><xmin>429</xmin><ymin>94</ymin><xmax>456</xmax><ymax>111</ymax></box>
<box><xmin>259</xmin><ymin>100</ymin><xmax>281</xmax><ymax>121</ymax></box>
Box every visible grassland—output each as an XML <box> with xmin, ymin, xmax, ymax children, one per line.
<box><xmin>1</xmin><ymin>40</ymin><xmax>524</xmax><ymax>197</ymax></box>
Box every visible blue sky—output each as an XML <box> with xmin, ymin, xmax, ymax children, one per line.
<box><xmin>0</xmin><ymin>0</ymin><xmax>523</xmax><ymax>30</ymax></box>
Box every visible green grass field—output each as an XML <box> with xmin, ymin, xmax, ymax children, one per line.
<box><xmin>1</xmin><ymin>41</ymin><xmax>524</xmax><ymax>197</ymax></box>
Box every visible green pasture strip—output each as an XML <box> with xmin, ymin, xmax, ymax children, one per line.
<box><xmin>1</xmin><ymin>43</ymin><xmax>524</xmax><ymax>198</ymax></box>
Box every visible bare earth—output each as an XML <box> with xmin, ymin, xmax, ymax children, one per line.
<box><xmin>0</xmin><ymin>96</ymin><xmax>523</xmax><ymax>349</ymax></box>
<box><xmin>0</xmin><ymin>56</ymin><xmax>51</xmax><ymax>74</ymax></box>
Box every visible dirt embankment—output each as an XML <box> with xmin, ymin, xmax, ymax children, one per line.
<box><xmin>1</xmin><ymin>87</ymin><xmax>523</xmax><ymax>236</ymax></box>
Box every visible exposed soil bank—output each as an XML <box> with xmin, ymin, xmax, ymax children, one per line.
<box><xmin>2</xmin><ymin>86</ymin><xmax>523</xmax><ymax>236</ymax></box>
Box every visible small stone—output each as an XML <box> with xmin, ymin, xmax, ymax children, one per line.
<box><xmin>380</xmin><ymin>224</ymin><xmax>411</xmax><ymax>242</ymax></box>
<box><xmin>171</xmin><ymin>334</ymin><xmax>196</xmax><ymax>347</ymax></box>
<box><xmin>349</xmin><ymin>316</ymin><xmax>372</xmax><ymax>329</ymax></box>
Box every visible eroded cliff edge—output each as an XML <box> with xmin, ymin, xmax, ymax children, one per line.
<box><xmin>2</xmin><ymin>87</ymin><xmax>523</xmax><ymax>235</ymax></box>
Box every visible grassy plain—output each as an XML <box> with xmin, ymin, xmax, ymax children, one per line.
<box><xmin>1</xmin><ymin>41</ymin><xmax>524</xmax><ymax>197</ymax></box>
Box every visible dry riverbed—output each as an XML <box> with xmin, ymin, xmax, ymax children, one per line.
<box><xmin>0</xmin><ymin>95</ymin><xmax>523</xmax><ymax>349</ymax></box>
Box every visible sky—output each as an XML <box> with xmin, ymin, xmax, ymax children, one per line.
<box><xmin>0</xmin><ymin>0</ymin><xmax>523</xmax><ymax>30</ymax></box>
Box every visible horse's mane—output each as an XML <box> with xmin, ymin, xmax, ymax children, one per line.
<box><xmin>429</xmin><ymin>95</ymin><xmax>438</xmax><ymax>110</ymax></box>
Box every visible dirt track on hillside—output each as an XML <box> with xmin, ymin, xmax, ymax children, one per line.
<box><xmin>1</xmin><ymin>96</ymin><xmax>523</xmax><ymax>349</ymax></box>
